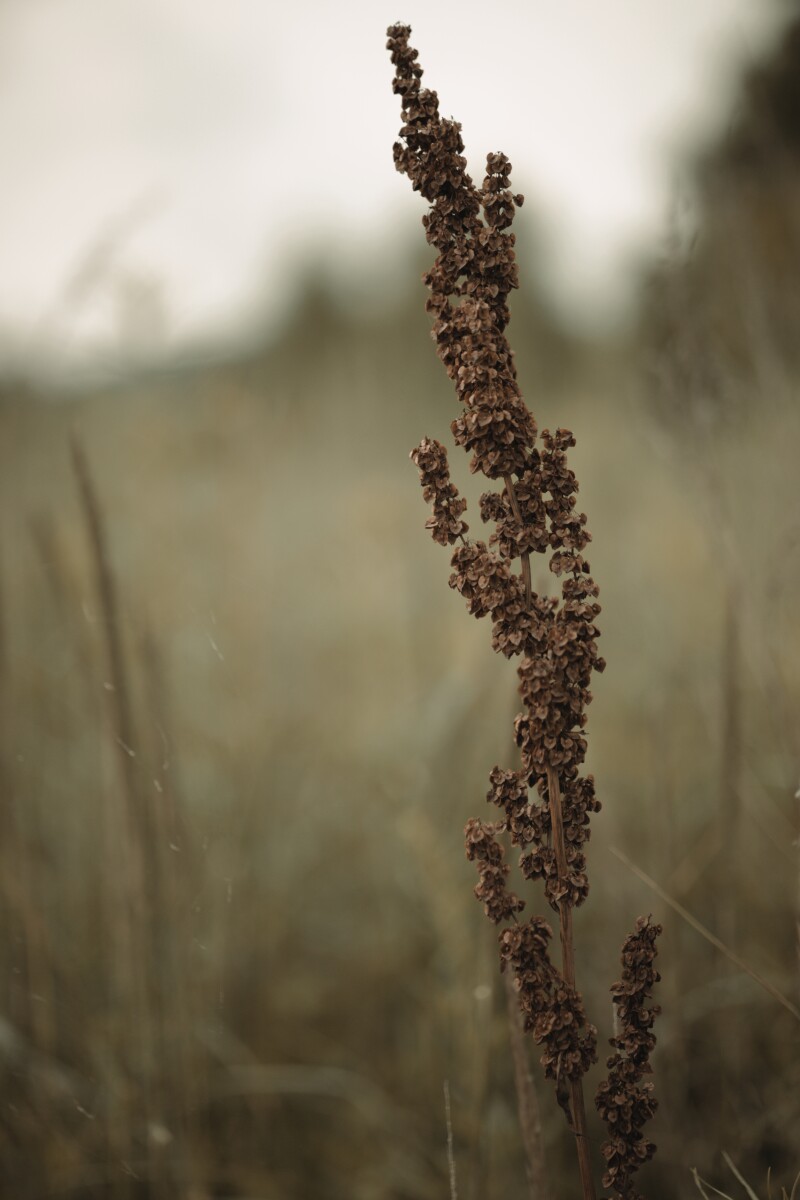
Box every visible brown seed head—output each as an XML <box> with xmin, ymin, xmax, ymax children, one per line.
<box><xmin>595</xmin><ymin>917</ymin><xmax>663</xmax><ymax>1199</ymax></box>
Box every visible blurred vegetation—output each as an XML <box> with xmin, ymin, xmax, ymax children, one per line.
<box><xmin>1</xmin><ymin>17</ymin><xmax>800</xmax><ymax>1200</ymax></box>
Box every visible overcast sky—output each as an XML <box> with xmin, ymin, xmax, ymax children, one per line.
<box><xmin>0</xmin><ymin>0</ymin><xmax>789</xmax><ymax>372</ymax></box>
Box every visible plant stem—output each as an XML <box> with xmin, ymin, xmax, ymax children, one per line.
<box><xmin>503</xmin><ymin>474</ymin><xmax>532</xmax><ymax>607</ymax></box>
<box><xmin>507</xmin><ymin>468</ymin><xmax>595</xmax><ymax>1197</ymax></box>
<box><xmin>546</xmin><ymin>765</ymin><xmax>596</xmax><ymax>1200</ymax></box>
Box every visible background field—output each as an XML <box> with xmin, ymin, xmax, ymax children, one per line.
<box><xmin>1</xmin><ymin>9</ymin><xmax>800</xmax><ymax>1200</ymax></box>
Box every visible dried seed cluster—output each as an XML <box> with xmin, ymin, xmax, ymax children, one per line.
<box><xmin>595</xmin><ymin>917</ymin><xmax>662</xmax><ymax>1200</ymax></box>
<box><xmin>388</xmin><ymin>24</ymin><xmax>660</xmax><ymax>1195</ymax></box>
<box><xmin>465</xmin><ymin>818</ymin><xmax>525</xmax><ymax>925</ymax></box>
<box><xmin>389</xmin><ymin>18</ymin><xmax>603</xmax><ymax>1086</ymax></box>
<box><xmin>499</xmin><ymin>919</ymin><xmax>597</xmax><ymax>1088</ymax></box>
<box><xmin>410</xmin><ymin>437</ymin><xmax>469</xmax><ymax>545</ymax></box>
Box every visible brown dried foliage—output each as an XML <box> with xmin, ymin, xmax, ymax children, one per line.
<box><xmin>596</xmin><ymin>918</ymin><xmax>662</xmax><ymax>1200</ymax></box>
<box><xmin>387</xmin><ymin>23</ymin><xmax>662</xmax><ymax>1198</ymax></box>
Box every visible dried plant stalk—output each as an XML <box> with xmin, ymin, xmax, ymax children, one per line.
<box><xmin>386</xmin><ymin>25</ymin><xmax>661</xmax><ymax>1198</ymax></box>
<box><xmin>503</xmin><ymin>969</ymin><xmax>552</xmax><ymax>1200</ymax></box>
<box><xmin>595</xmin><ymin>917</ymin><xmax>662</xmax><ymax>1200</ymax></box>
<box><xmin>71</xmin><ymin>438</ymin><xmax>158</xmax><ymax>1191</ymax></box>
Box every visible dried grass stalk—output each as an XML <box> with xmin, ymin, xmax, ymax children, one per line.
<box><xmin>386</xmin><ymin>25</ymin><xmax>662</xmax><ymax>1198</ymax></box>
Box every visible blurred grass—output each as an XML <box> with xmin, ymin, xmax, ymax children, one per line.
<box><xmin>0</xmin><ymin>262</ymin><xmax>798</xmax><ymax>1198</ymax></box>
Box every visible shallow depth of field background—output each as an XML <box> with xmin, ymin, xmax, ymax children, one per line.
<box><xmin>1</xmin><ymin>4</ymin><xmax>799</xmax><ymax>1198</ymax></box>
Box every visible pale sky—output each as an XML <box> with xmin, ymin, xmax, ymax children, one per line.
<box><xmin>0</xmin><ymin>0</ymin><xmax>789</xmax><ymax>375</ymax></box>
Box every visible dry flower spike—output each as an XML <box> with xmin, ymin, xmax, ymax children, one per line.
<box><xmin>387</xmin><ymin>24</ymin><xmax>661</xmax><ymax>1200</ymax></box>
